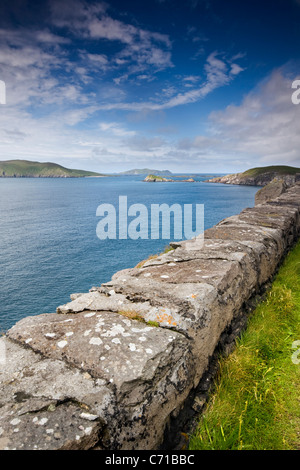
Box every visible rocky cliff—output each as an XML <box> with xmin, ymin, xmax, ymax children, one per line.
<box><xmin>0</xmin><ymin>182</ymin><xmax>300</xmax><ymax>450</ymax></box>
<box><xmin>206</xmin><ymin>165</ymin><xmax>300</xmax><ymax>187</ymax></box>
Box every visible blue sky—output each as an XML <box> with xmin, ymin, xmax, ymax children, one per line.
<box><xmin>0</xmin><ymin>0</ymin><xmax>300</xmax><ymax>173</ymax></box>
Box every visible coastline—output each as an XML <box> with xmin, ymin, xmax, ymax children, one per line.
<box><xmin>1</xmin><ymin>182</ymin><xmax>299</xmax><ymax>450</ymax></box>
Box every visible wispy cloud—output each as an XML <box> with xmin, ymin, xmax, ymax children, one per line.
<box><xmin>178</xmin><ymin>68</ymin><xmax>300</xmax><ymax>167</ymax></box>
<box><xmin>96</xmin><ymin>51</ymin><xmax>244</xmax><ymax>111</ymax></box>
<box><xmin>49</xmin><ymin>0</ymin><xmax>173</xmax><ymax>80</ymax></box>
<box><xmin>2</xmin><ymin>0</ymin><xmax>293</xmax><ymax>174</ymax></box>
<box><xmin>99</xmin><ymin>122</ymin><xmax>136</xmax><ymax>137</ymax></box>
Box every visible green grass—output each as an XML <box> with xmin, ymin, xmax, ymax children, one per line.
<box><xmin>241</xmin><ymin>165</ymin><xmax>300</xmax><ymax>178</ymax></box>
<box><xmin>189</xmin><ymin>240</ymin><xmax>300</xmax><ymax>450</ymax></box>
<box><xmin>117</xmin><ymin>310</ymin><xmax>159</xmax><ymax>327</ymax></box>
<box><xmin>0</xmin><ymin>160</ymin><xmax>104</xmax><ymax>177</ymax></box>
<box><xmin>162</xmin><ymin>244</ymin><xmax>175</xmax><ymax>254</ymax></box>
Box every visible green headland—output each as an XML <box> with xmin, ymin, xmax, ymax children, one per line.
<box><xmin>0</xmin><ymin>160</ymin><xmax>105</xmax><ymax>178</ymax></box>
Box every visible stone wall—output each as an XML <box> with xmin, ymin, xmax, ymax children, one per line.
<box><xmin>0</xmin><ymin>183</ymin><xmax>299</xmax><ymax>450</ymax></box>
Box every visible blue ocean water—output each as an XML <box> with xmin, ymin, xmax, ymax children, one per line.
<box><xmin>0</xmin><ymin>176</ymin><xmax>258</xmax><ymax>331</ymax></box>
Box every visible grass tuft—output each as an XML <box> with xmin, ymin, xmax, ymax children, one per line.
<box><xmin>117</xmin><ymin>310</ymin><xmax>159</xmax><ymax>328</ymax></box>
<box><xmin>189</xmin><ymin>240</ymin><xmax>300</xmax><ymax>450</ymax></box>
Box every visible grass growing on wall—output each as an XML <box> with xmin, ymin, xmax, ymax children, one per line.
<box><xmin>189</xmin><ymin>240</ymin><xmax>300</xmax><ymax>450</ymax></box>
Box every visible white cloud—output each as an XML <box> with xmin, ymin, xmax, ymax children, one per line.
<box><xmin>123</xmin><ymin>135</ymin><xmax>167</xmax><ymax>152</ymax></box>
<box><xmin>97</xmin><ymin>51</ymin><xmax>244</xmax><ymax>111</ymax></box>
<box><xmin>99</xmin><ymin>122</ymin><xmax>136</xmax><ymax>137</ymax></box>
<box><xmin>2</xmin><ymin>1</ymin><xmax>295</xmax><ymax>174</ymax></box>
<box><xmin>87</xmin><ymin>15</ymin><xmax>137</xmax><ymax>43</ymax></box>
<box><xmin>35</xmin><ymin>30</ymin><xmax>71</xmax><ymax>44</ymax></box>
<box><xmin>49</xmin><ymin>0</ymin><xmax>173</xmax><ymax>80</ymax></box>
<box><xmin>183</xmin><ymin>75</ymin><xmax>201</xmax><ymax>82</ymax></box>
<box><xmin>230</xmin><ymin>63</ymin><xmax>244</xmax><ymax>75</ymax></box>
<box><xmin>87</xmin><ymin>53</ymin><xmax>109</xmax><ymax>65</ymax></box>
<box><xmin>179</xmin><ymin>69</ymin><xmax>300</xmax><ymax>169</ymax></box>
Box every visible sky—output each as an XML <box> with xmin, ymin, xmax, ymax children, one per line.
<box><xmin>0</xmin><ymin>0</ymin><xmax>300</xmax><ymax>173</ymax></box>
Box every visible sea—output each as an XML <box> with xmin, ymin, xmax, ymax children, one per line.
<box><xmin>0</xmin><ymin>175</ymin><xmax>259</xmax><ymax>331</ymax></box>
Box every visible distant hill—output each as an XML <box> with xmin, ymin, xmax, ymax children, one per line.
<box><xmin>206</xmin><ymin>165</ymin><xmax>300</xmax><ymax>186</ymax></box>
<box><xmin>0</xmin><ymin>160</ymin><xmax>105</xmax><ymax>178</ymax></box>
<box><xmin>117</xmin><ymin>168</ymin><xmax>172</xmax><ymax>176</ymax></box>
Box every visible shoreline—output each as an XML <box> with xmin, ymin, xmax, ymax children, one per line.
<box><xmin>0</xmin><ymin>175</ymin><xmax>107</xmax><ymax>178</ymax></box>
<box><xmin>1</xmin><ymin>182</ymin><xmax>299</xmax><ymax>450</ymax></box>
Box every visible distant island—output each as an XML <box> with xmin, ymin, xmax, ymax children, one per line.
<box><xmin>0</xmin><ymin>160</ymin><xmax>105</xmax><ymax>178</ymax></box>
<box><xmin>205</xmin><ymin>165</ymin><xmax>300</xmax><ymax>186</ymax></box>
<box><xmin>144</xmin><ymin>174</ymin><xmax>195</xmax><ymax>182</ymax></box>
<box><xmin>117</xmin><ymin>168</ymin><xmax>172</xmax><ymax>176</ymax></box>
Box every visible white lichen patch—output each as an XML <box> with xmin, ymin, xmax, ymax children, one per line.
<box><xmin>57</xmin><ymin>340</ymin><xmax>68</xmax><ymax>349</ymax></box>
<box><xmin>80</xmin><ymin>413</ymin><xmax>98</xmax><ymax>421</ymax></box>
<box><xmin>10</xmin><ymin>418</ymin><xmax>21</xmax><ymax>426</ymax></box>
<box><xmin>95</xmin><ymin>318</ymin><xmax>106</xmax><ymax>326</ymax></box>
<box><xmin>45</xmin><ymin>333</ymin><xmax>56</xmax><ymax>338</ymax></box>
<box><xmin>25</xmin><ymin>338</ymin><xmax>32</xmax><ymax>344</ymax></box>
<box><xmin>102</xmin><ymin>324</ymin><xmax>127</xmax><ymax>338</ymax></box>
<box><xmin>66</xmin><ymin>332</ymin><xmax>74</xmax><ymax>337</ymax></box>
<box><xmin>129</xmin><ymin>343</ymin><xmax>137</xmax><ymax>351</ymax></box>
<box><xmin>132</xmin><ymin>327</ymin><xmax>151</xmax><ymax>333</ymax></box>
<box><xmin>84</xmin><ymin>330</ymin><xmax>91</xmax><ymax>336</ymax></box>
<box><xmin>161</xmin><ymin>275</ymin><xmax>169</xmax><ymax>279</ymax></box>
<box><xmin>38</xmin><ymin>418</ymin><xmax>48</xmax><ymax>426</ymax></box>
<box><xmin>89</xmin><ymin>337</ymin><xmax>103</xmax><ymax>346</ymax></box>
<box><xmin>111</xmin><ymin>338</ymin><xmax>121</xmax><ymax>344</ymax></box>
<box><xmin>146</xmin><ymin>348</ymin><xmax>153</xmax><ymax>355</ymax></box>
<box><xmin>32</xmin><ymin>417</ymin><xmax>49</xmax><ymax>426</ymax></box>
<box><xmin>84</xmin><ymin>312</ymin><xmax>96</xmax><ymax>318</ymax></box>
